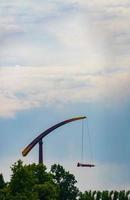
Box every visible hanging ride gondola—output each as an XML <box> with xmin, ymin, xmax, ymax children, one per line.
<box><xmin>77</xmin><ymin>162</ymin><xmax>95</xmax><ymax>167</ymax></box>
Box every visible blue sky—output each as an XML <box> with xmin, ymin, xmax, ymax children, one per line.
<box><xmin>0</xmin><ymin>0</ymin><xmax>130</xmax><ymax>191</ymax></box>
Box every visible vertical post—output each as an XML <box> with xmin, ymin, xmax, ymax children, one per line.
<box><xmin>39</xmin><ymin>139</ymin><xmax>43</xmax><ymax>164</ymax></box>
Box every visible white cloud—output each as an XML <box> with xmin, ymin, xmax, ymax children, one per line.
<box><xmin>0</xmin><ymin>66</ymin><xmax>129</xmax><ymax>118</ymax></box>
<box><xmin>0</xmin><ymin>1</ymin><xmax>130</xmax><ymax>117</ymax></box>
<box><xmin>0</xmin><ymin>0</ymin><xmax>130</xmax><ymax>69</ymax></box>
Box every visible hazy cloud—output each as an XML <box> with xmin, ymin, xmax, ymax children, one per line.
<box><xmin>0</xmin><ymin>0</ymin><xmax>130</xmax><ymax>69</ymax></box>
<box><xmin>0</xmin><ymin>66</ymin><xmax>129</xmax><ymax>118</ymax></box>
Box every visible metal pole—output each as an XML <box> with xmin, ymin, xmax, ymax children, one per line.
<box><xmin>39</xmin><ymin>139</ymin><xmax>43</xmax><ymax>164</ymax></box>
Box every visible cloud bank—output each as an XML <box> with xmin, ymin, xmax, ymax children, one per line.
<box><xmin>0</xmin><ymin>66</ymin><xmax>129</xmax><ymax>118</ymax></box>
<box><xmin>0</xmin><ymin>0</ymin><xmax>130</xmax><ymax>68</ymax></box>
<box><xmin>0</xmin><ymin>0</ymin><xmax>130</xmax><ymax>117</ymax></box>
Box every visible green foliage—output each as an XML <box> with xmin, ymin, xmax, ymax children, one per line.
<box><xmin>0</xmin><ymin>161</ymin><xmax>130</xmax><ymax>200</ymax></box>
<box><xmin>51</xmin><ymin>164</ymin><xmax>79</xmax><ymax>200</ymax></box>
<box><xmin>96</xmin><ymin>191</ymin><xmax>102</xmax><ymax>200</ymax></box>
<box><xmin>113</xmin><ymin>191</ymin><xmax>119</xmax><ymax>200</ymax></box>
<box><xmin>34</xmin><ymin>182</ymin><xmax>59</xmax><ymax>200</ymax></box>
<box><xmin>79</xmin><ymin>191</ymin><xmax>94</xmax><ymax>200</ymax></box>
<box><xmin>79</xmin><ymin>190</ymin><xmax>130</xmax><ymax>200</ymax></box>
<box><xmin>8</xmin><ymin>160</ymin><xmax>59</xmax><ymax>200</ymax></box>
<box><xmin>0</xmin><ymin>174</ymin><xmax>5</xmax><ymax>190</ymax></box>
<box><xmin>10</xmin><ymin>160</ymin><xmax>35</xmax><ymax>195</ymax></box>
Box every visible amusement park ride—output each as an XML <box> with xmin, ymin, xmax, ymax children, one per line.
<box><xmin>22</xmin><ymin>116</ymin><xmax>95</xmax><ymax>168</ymax></box>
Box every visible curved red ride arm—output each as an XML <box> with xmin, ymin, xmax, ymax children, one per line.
<box><xmin>22</xmin><ymin>116</ymin><xmax>86</xmax><ymax>157</ymax></box>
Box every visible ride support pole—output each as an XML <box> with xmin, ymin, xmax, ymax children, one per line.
<box><xmin>39</xmin><ymin>139</ymin><xmax>43</xmax><ymax>164</ymax></box>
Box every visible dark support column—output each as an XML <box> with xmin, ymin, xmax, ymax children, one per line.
<box><xmin>39</xmin><ymin>139</ymin><xmax>43</xmax><ymax>164</ymax></box>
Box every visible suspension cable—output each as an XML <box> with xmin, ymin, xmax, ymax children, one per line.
<box><xmin>86</xmin><ymin>119</ymin><xmax>94</xmax><ymax>164</ymax></box>
<box><xmin>81</xmin><ymin>119</ymin><xmax>84</xmax><ymax>163</ymax></box>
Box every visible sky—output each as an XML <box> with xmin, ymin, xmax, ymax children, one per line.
<box><xmin>0</xmin><ymin>0</ymin><xmax>130</xmax><ymax>191</ymax></box>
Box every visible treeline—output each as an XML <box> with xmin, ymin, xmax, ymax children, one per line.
<box><xmin>0</xmin><ymin>160</ymin><xmax>129</xmax><ymax>200</ymax></box>
<box><xmin>79</xmin><ymin>190</ymin><xmax>130</xmax><ymax>200</ymax></box>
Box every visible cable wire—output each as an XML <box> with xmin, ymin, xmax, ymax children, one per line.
<box><xmin>81</xmin><ymin>119</ymin><xmax>84</xmax><ymax>163</ymax></box>
<box><xmin>86</xmin><ymin>119</ymin><xmax>94</xmax><ymax>164</ymax></box>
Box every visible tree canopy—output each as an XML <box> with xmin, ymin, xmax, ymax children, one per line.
<box><xmin>0</xmin><ymin>160</ymin><xmax>79</xmax><ymax>200</ymax></box>
<box><xmin>0</xmin><ymin>160</ymin><xmax>129</xmax><ymax>200</ymax></box>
